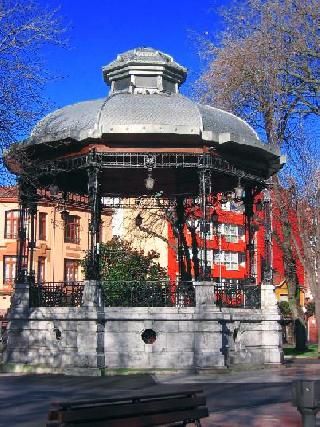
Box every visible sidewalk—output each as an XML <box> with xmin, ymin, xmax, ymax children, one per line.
<box><xmin>202</xmin><ymin>403</ymin><xmax>305</xmax><ymax>427</ymax></box>
<box><xmin>165</xmin><ymin>363</ymin><xmax>320</xmax><ymax>426</ymax></box>
<box><xmin>1</xmin><ymin>363</ymin><xmax>320</xmax><ymax>426</ymax></box>
<box><xmin>155</xmin><ymin>360</ymin><xmax>320</xmax><ymax>384</ymax></box>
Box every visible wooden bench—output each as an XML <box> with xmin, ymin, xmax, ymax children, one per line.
<box><xmin>47</xmin><ymin>388</ymin><xmax>208</xmax><ymax>426</ymax></box>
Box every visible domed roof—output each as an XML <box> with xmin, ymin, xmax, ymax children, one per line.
<box><xmin>30</xmin><ymin>93</ymin><xmax>259</xmax><ymax>145</ymax></box>
<box><xmin>26</xmin><ymin>47</ymin><xmax>283</xmax><ymax>178</ymax></box>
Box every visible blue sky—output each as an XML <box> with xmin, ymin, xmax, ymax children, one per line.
<box><xmin>44</xmin><ymin>0</ymin><xmax>225</xmax><ymax>108</ymax></box>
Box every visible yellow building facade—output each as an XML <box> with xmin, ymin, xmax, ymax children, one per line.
<box><xmin>110</xmin><ymin>200</ymin><xmax>169</xmax><ymax>270</ymax></box>
<box><xmin>0</xmin><ymin>187</ymin><xmax>112</xmax><ymax>314</ymax></box>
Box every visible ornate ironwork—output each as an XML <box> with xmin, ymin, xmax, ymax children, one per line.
<box><xmin>28</xmin><ymin>280</ymin><xmax>261</xmax><ymax>308</ymax></box>
<box><xmin>87</xmin><ymin>160</ymin><xmax>102</xmax><ymax>280</ymax></box>
<box><xmin>101</xmin><ymin>195</ymin><xmax>177</xmax><ymax>209</ymax></box>
<box><xmin>16</xmin><ymin>206</ymin><xmax>28</xmax><ymax>283</ymax></box>
<box><xmin>262</xmin><ymin>186</ymin><xmax>273</xmax><ymax>286</ymax></box>
<box><xmin>16</xmin><ymin>177</ymin><xmax>38</xmax><ymax>283</ymax></box>
<box><xmin>214</xmin><ymin>283</ymin><xmax>261</xmax><ymax>309</ymax></box>
<box><xmin>24</xmin><ymin>152</ymin><xmax>267</xmax><ymax>185</ymax></box>
<box><xmin>198</xmin><ymin>168</ymin><xmax>212</xmax><ymax>281</ymax></box>
<box><xmin>101</xmin><ymin>280</ymin><xmax>195</xmax><ymax>307</ymax></box>
<box><xmin>30</xmin><ymin>281</ymin><xmax>84</xmax><ymax>307</ymax></box>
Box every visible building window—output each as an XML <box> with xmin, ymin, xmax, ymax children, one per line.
<box><xmin>214</xmin><ymin>251</ymin><xmax>239</xmax><ymax>270</ymax></box>
<box><xmin>199</xmin><ymin>221</ymin><xmax>213</xmax><ymax>238</ymax></box>
<box><xmin>198</xmin><ymin>249</ymin><xmax>213</xmax><ymax>263</ymax></box>
<box><xmin>3</xmin><ymin>256</ymin><xmax>17</xmax><ymax>285</ymax></box>
<box><xmin>221</xmin><ymin>201</ymin><xmax>231</xmax><ymax>211</ymax></box>
<box><xmin>64</xmin><ymin>259</ymin><xmax>79</xmax><ymax>282</ymax></box>
<box><xmin>64</xmin><ymin>215</ymin><xmax>80</xmax><ymax>244</ymax></box>
<box><xmin>4</xmin><ymin>210</ymin><xmax>19</xmax><ymax>239</ymax></box>
<box><xmin>191</xmin><ymin>219</ymin><xmax>213</xmax><ymax>238</ymax></box>
<box><xmin>221</xmin><ymin>201</ymin><xmax>244</xmax><ymax>213</ymax></box>
<box><xmin>223</xmin><ymin>224</ymin><xmax>239</xmax><ymax>243</ymax></box>
<box><xmin>217</xmin><ymin>224</ymin><xmax>245</xmax><ymax>243</ymax></box>
<box><xmin>37</xmin><ymin>257</ymin><xmax>46</xmax><ymax>283</ymax></box>
<box><xmin>38</xmin><ymin>212</ymin><xmax>47</xmax><ymax>240</ymax></box>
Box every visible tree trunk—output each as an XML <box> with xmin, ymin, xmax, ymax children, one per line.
<box><xmin>282</xmin><ymin>220</ymin><xmax>307</xmax><ymax>351</ymax></box>
<box><xmin>314</xmin><ymin>298</ymin><xmax>320</xmax><ymax>355</ymax></box>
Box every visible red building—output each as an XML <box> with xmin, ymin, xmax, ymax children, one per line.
<box><xmin>167</xmin><ymin>197</ymin><xmax>252</xmax><ymax>284</ymax></box>
<box><xmin>167</xmin><ymin>192</ymin><xmax>306</xmax><ymax>289</ymax></box>
<box><xmin>167</xmin><ymin>190</ymin><xmax>318</xmax><ymax>342</ymax></box>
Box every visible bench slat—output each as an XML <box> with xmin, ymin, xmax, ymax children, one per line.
<box><xmin>51</xmin><ymin>388</ymin><xmax>203</xmax><ymax>410</ymax></box>
<box><xmin>56</xmin><ymin>395</ymin><xmax>206</xmax><ymax>423</ymax></box>
<box><xmin>47</xmin><ymin>389</ymin><xmax>209</xmax><ymax>427</ymax></box>
<box><xmin>50</xmin><ymin>407</ymin><xmax>209</xmax><ymax>427</ymax></box>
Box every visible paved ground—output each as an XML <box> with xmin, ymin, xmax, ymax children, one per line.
<box><xmin>1</xmin><ymin>361</ymin><xmax>320</xmax><ymax>427</ymax></box>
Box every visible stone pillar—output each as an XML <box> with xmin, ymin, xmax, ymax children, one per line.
<box><xmin>82</xmin><ymin>280</ymin><xmax>103</xmax><ymax>308</ymax></box>
<box><xmin>194</xmin><ymin>281</ymin><xmax>216</xmax><ymax>308</ymax></box>
<box><xmin>81</xmin><ymin>280</ymin><xmax>105</xmax><ymax>371</ymax></box>
<box><xmin>96</xmin><ymin>310</ymin><xmax>105</xmax><ymax>370</ymax></box>
<box><xmin>260</xmin><ymin>283</ymin><xmax>279</xmax><ymax>313</ymax></box>
<box><xmin>193</xmin><ymin>281</ymin><xmax>225</xmax><ymax>370</ymax></box>
<box><xmin>260</xmin><ymin>283</ymin><xmax>283</xmax><ymax>364</ymax></box>
<box><xmin>3</xmin><ymin>280</ymin><xmax>30</xmax><ymax>364</ymax></box>
<box><xmin>10</xmin><ymin>281</ymin><xmax>30</xmax><ymax>315</ymax></box>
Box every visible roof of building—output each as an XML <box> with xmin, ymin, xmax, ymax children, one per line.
<box><xmin>30</xmin><ymin>94</ymin><xmax>261</xmax><ymax>146</ymax></box>
<box><xmin>0</xmin><ymin>186</ymin><xmax>18</xmax><ymax>199</ymax></box>
<box><xmin>13</xmin><ymin>47</ymin><xmax>284</xmax><ymax>179</ymax></box>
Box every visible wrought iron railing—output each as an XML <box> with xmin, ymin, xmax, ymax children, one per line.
<box><xmin>30</xmin><ymin>281</ymin><xmax>84</xmax><ymax>307</ymax></box>
<box><xmin>101</xmin><ymin>280</ymin><xmax>195</xmax><ymax>308</ymax></box>
<box><xmin>28</xmin><ymin>280</ymin><xmax>260</xmax><ymax>308</ymax></box>
<box><xmin>213</xmin><ymin>282</ymin><xmax>261</xmax><ymax>309</ymax></box>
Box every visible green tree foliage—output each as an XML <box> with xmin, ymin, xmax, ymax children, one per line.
<box><xmin>278</xmin><ymin>301</ymin><xmax>293</xmax><ymax>318</ymax></box>
<box><xmin>82</xmin><ymin>237</ymin><xmax>170</xmax><ymax>307</ymax></box>
<box><xmin>95</xmin><ymin>237</ymin><xmax>168</xmax><ymax>282</ymax></box>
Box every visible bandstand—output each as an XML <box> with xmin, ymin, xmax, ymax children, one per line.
<box><xmin>3</xmin><ymin>48</ymin><xmax>285</xmax><ymax>373</ymax></box>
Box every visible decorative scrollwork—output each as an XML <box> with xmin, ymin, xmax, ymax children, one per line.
<box><xmin>29</xmin><ymin>282</ymin><xmax>84</xmax><ymax>307</ymax></box>
<box><xmin>101</xmin><ymin>280</ymin><xmax>195</xmax><ymax>308</ymax></box>
<box><xmin>214</xmin><ymin>282</ymin><xmax>261</xmax><ymax>309</ymax></box>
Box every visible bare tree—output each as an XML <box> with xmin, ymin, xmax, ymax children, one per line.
<box><xmin>284</xmin><ymin>136</ymin><xmax>320</xmax><ymax>350</ymax></box>
<box><xmin>0</xmin><ymin>0</ymin><xmax>66</xmax><ymax>184</ymax></box>
<box><xmin>116</xmin><ymin>196</ymin><xmax>200</xmax><ymax>282</ymax></box>
<box><xmin>197</xmin><ymin>0</ymin><xmax>320</xmax><ymax>146</ymax></box>
<box><xmin>197</xmin><ymin>0</ymin><xmax>320</xmax><ymax>350</ymax></box>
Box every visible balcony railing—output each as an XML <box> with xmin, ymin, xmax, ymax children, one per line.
<box><xmin>213</xmin><ymin>282</ymin><xmax>261</xmax><ymax>309</ymax></box>
<box><xmin>101</xmin><ymin>281</ymin><xmax>195</xmax><ymax>308</ymax></box>
<box><xmin>30</xmin><ymin>281</ymin><xmax>84</xmax><ymax>307</ymax></box>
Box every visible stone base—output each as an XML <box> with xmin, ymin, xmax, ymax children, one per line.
<box><xmin>3</xmin><ymin>305</ymin><xmax>283</xmax><ymax>373</ymax></box>
<box><xmin>0</xmin><ymin>363</ymin><xmax>104</xmax><ymax>376</ymax></box>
